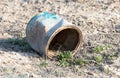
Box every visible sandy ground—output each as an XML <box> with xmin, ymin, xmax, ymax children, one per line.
<box><xmin>0</xmin><ymin>0</ymin><xmax>120</xmax><ymax>78</ymax></box>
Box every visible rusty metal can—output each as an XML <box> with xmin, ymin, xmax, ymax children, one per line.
<box><xmin>26</xmin><ymin>12</ymin><xmax>83</xmax><ymax>59</ymax></box>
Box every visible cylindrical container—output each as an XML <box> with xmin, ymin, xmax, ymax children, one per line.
<box><xmin>26</xmin><ymin>12</ymin><xmax>83</xmax><ymax>59</ymax></box>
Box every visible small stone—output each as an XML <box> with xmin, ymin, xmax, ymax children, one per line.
<box><xmin>115</xmin><ymin>25</ymin><xmax>120</xmax><ymax>33</ymax></box>
<box><xmin>0</xmin><ymin>17</ymin><xmax>2</xmax><ymax>22</ymax></box>
<box><xmin>106</xmin><ymin>60</ymin><xmax>114</xmax><ymax>64</ymax></box>
<box><xmin>118</xmin><ymin>48</ymin><xmax>120</xmax><ymax>52</ymax></box>
<box><xmin>87</xmin><ymin>72</ymin><xmax>94</xmax><ymax>75</ymax></box>
<box><xmin>93</xmin><ymin>29</ymin><xmax>98</xmax><ymax>34</ymax></box>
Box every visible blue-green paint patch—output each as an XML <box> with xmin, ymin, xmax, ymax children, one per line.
<box><xmin>27</xmin><ymin>12</ymin><xmax>58</xmax><ymax>31</ymax></box>
<box><xmin>41</xmin><ymin>12</ymin><xmax>57</xmax><ymax>19</ymax></box>
<box><xmin>28</xmin><ymin>12</ymin><xmax>57</xmax><ymax>27</ymax></box>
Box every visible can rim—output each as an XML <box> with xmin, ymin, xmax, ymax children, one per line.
<box><xmin>46</xmin><ymin>25</ymin><xmax>83</xmax><ymax>59</ymax></box>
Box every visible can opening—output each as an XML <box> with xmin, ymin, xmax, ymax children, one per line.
<box><xmin>48</xmin><ymin>29</ymin><xmax>79</xmax><ymax>52</ymax></box>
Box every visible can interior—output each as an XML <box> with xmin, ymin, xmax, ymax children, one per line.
<box><xmin>48</xmin><ymin>29</ymin><xmax>79</xmax><ymax>52</ymax></box>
